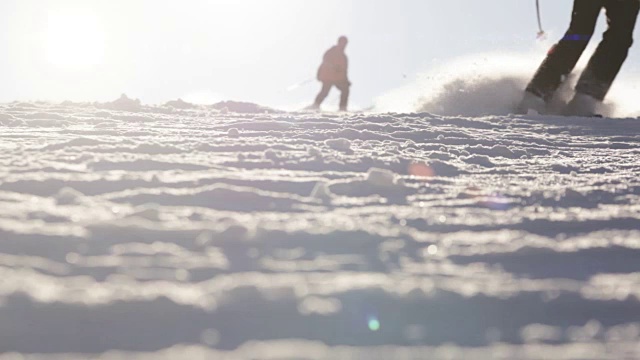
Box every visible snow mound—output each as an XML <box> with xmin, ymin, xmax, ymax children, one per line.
<box><xmin>127</xmin><ymin>204</ymin><xmax>163</xmax><ymax>221</ymax></box>
<box><xmin>54</xmin><ymin>187</ymin><xmax>86</xmax><ymax>205</ymax></box>
<box><xmin>105</xmin><ymin>183</ymin><xmax>316</xmax><ymax>212</ymax></box>
<box><xmin>310</xmin><ymin>182</ymin><xmax>333</xmax><ymax>201</ymax></box>
<box><xmin>100</xmin><ymin>94</ymin><xmax>143</xmax><ymax>112</ymax></box>
<box><xmin>211</xmin><ymin>101</ymin><xmax>280</xmax><ymax>114</ymax></box>
<box><xmin>307</xmin><ymin>146</ymin><xmax>323</xmax><ymax>158</ymax></box>
<box><xmin>324</xmin><ymin>138</ymin><xmax>351</xmax><ymax>152</ymax></box>
<box><xmin>164</xmin><ymin>98</ymin><xmax>197</xmax><ymax>109</ymax></box>
<box><xmin>366</xmin><ymin>167</ymin><xmax>401</xmax><ymax>187</ymax></box>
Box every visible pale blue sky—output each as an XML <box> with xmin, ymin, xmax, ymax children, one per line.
<box><xmin>1</xmin><ymin>0</ymin><xmax>635</xmax><ymax>108</ymax></box>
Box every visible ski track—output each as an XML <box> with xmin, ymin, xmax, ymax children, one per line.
<box><xmin>1</xmin><ymin>101</ymin><xmax>640</xmax><ymax>359</ymax></box>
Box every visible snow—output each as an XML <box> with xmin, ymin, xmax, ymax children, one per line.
<box><xmin>1</xmin><ymin>98</ymin><xmax>640</xmax><ymax>359</ymax></box>
<box><xmin>324</xmin><ymin>138</ymin><xmax>352</xmax><ymax>152</ymax></box>
<box><xmin>376</xmin><ymin>52</ymin><xmax>640</xmax><ymax>119</ymax></box>
<box><xmin>366</xmin><ymin>168</ymin><xmax>402</xmax><ymax>187</ymax></box>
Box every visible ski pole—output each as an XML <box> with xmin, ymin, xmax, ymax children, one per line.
<box><xmin>536</xmin><ymin>0</ymin><xmax>546</xmax><ymax>39</ymax></box>
<box><xmin>286</xmin><ymin>78</ymin><xmax>315</xmax><ymax>92</ymax></box>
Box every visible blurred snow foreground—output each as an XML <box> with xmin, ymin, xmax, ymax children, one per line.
<box><xmin>1</xmin><ymin>97</ymin><xmax>640</xmax><ymax>360</ymax></box>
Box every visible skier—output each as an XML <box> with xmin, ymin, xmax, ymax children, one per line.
<box><xmin>310</xmin><ymin>36</ymin><xmax>350</xmax><ymax>111</ymax></box>
<box><xmin>519</xmin><ymin>0</ymin><xmax>640</xmax><ymax>116</ymax></box>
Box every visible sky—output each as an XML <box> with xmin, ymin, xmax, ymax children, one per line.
<box><xmin>2</xmin><ymin>0</ymin><xmax>637</xmax><ymax>109</ymax></box>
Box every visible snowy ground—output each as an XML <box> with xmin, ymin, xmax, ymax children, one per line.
<box><xmin>1</xmin><ymin>97</ymin><xmax>640</xmax><ymax>359</ymax></box>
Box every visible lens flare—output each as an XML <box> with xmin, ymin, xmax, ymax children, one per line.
<box><xmin>409</xmin><ymin>163</ymin><xmax>435</xmax><ymax>179</ymax></box>
<box><xmin>368</xmin><ymin>316</ymin><xmax>381</xmax><ymax>331</ymax></box>
<box><xmin>483</xmin><ymin>194</ymin><xmax>510</xmax><ymax>211</ymax></box>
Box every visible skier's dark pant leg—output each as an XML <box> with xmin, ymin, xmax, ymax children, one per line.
<box><xmin>576</xmin><ymin>0</ymin><xmax>640</xmax><ymax>100</ymax></box>
<box><xmin>337</xmin><ymin>82</ymin><xmax>350</xmax><ymax>111</ymax></box>
<box><xmin>314</xmin><ymin>82</ymin><xmax>349</xmax><ymax>110</ymax></box>
<box><xmin>314</xmin><ymin>82</ymin><xmax>332</xmax><ymax>107</ymax></box>
<box><xmin>526</xmin><ymin>0</ymin><xmax>602</xmax><ymax>101</ymax></box>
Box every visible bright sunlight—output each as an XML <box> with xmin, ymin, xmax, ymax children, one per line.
<box><xmin>45</xmin><ymin>10</ymin><xmax>106</xmax><ymax>69</ymax></box>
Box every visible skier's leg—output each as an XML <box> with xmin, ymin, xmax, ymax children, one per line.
<box><xmin>337</xmin><ymin>82</ymin><xmax>350</xmax><ymax>111</ymax></box>
<box><xmin>525</xmin><ymin>0</ymin><xmax>602</xmax><ymax>102</ymax></box>
<box><xmin>313</xmin><ymin>82</ymin><xmax>332</xmax><ymax>108</ymax></box>
<box><xmin>575</xmin><ymin>0</ymin><xmax>640</xmax><ymax>100</ymax></box>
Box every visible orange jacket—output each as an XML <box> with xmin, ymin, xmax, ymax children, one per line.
<box><xmin>317</xmin><ymin>46</ymin><xmax>349</xmax><ymax>84</ymax></box>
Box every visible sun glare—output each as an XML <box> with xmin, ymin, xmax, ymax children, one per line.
<box><xmin>45</xmin><ymin>10</ymin><xmax>106</xmax><ymax>69</ymax></box>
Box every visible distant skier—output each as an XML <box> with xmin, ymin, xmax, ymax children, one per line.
<box><xmin>519</xmin><ymin>0</ymin><xmax>640</xmax><ymax>116</ymax></box>
<box><xmin>309</xmin><ymin>36</ymin><xmax>350</xmax><ymax>111</ymax></box>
